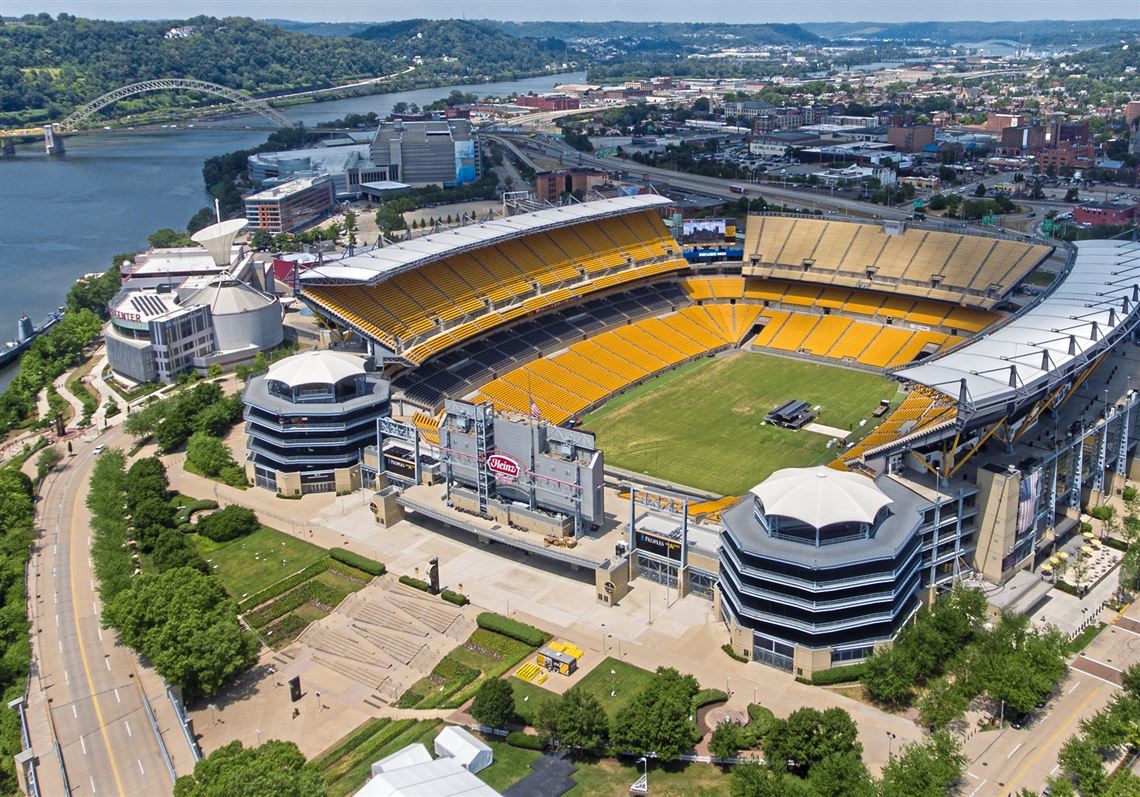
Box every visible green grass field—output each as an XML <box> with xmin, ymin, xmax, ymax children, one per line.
<box><xmin>192</xmin><ymin>526</ymin><xmax>327</xmax><ymax>601</ymax></box>
<box><xmin>477</xmin><ymin>740</ymin><xmax>543</xmax><ymax>792</ymax></box>
<box><xmin>579</xmin><ymin>352</ymin><xmax>899</xmax><ymax>496</ymax></box>
<box><xmin>511</xmin><ymin>658</ymin><xmax>659</xmax><ymax>725</ymax></box>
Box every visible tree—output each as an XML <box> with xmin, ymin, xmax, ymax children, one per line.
<box><xmin>249</xmin><ymin>230</ymin><xmax>273</xmax><ymax>251</ymax></box>
<box><xmin>878</xmin><ymin>731</ymin><xmax>966</xmax><ymax>797</ymax></box>
<box><xmin>1058</xmin><ymin>735</ymin><xmax>1108</xmax><ymax>796</ymax></box>
<box><xmin>610</xmin><ymin>667</ymin><xmax>699</xmax><ymax>760</ymax></box>
<box><xmin>975</xmin><ymin>183</ymin><xmax>988</xmax><ymax>197</ymax></box>
<box><xmin>532</xmin><ymin>698</ymin><xmax>559</xmax><ymax>744</ymax></box>
<box><xmin>709</xmin><ymin>719</ymin><xmax>746</xmax><ymax>760</ymax></box>
<box><xmin>1065</xmin><ymin>187</ymin><xmax>1080</xmax><ymax>202</ymax></box>
<box><xmin>186</xmin><ymin>432</ymin><xmax>237</xmax><ymax>479</ymax></box>
<box><xmin>152</xmin><ymin>529</ymin><xmax>208</xmax><ymax>574</ymax></box>
<box><xmin>862</xmin><ymin>647</ymin><xmax>915</xmax><ymax>708</ymax></box>
<box><xmin>918</xmin><ymin>677</ymin><xmax>970</xmax><ymax>730</ymax></box>
<box><xmin>471</xmin><ymin>678</ymin><xmax>514</xmax><ymax>730</ymax></box>
<box><xmin>729</xmin><ymin>763</ymin><xmax>814</xmax><ymax>797</ymax></box>
<box><xmin>173</xmin><ymin>740</ymin><xmax>323</xmax><ymax>797</ymax></box>
<box><xmin>148</xmin><ymin>228</ymin><xmax>194</xmax><ymax>248</ymax></box>
<box><xmin>555</xmin><ymin>688</ymin><xmax>609</xmax><ymax>755</ymax></box>
<box><xmin>35</xmin><ymin>446</ymin><xmax>62</xmax><ymax>481</ymax></box>
<box><xmin>807</xmin><ymin>752</ymin><xmax>874</xmax><ymax>797</ymax></box>
<box><xmin>106</xmin><ymin>567</ymin><xmax>258</xmax><ymax>699</ymax></box>
<box><xmin>763</xmin><ymin>707</ymin><xmax>860</xmax><ymax>775</ymax></box>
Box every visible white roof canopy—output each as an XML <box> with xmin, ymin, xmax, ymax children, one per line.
<box><xmin>300</xmin><ymin>195</ymin><xmax>673</xmax><ymax>286</ymax></box>
<box><xmin>264</xmin><ymin>350</ymin><xmax>367</xmax><ymax>388</ymax></box>
<box><xmin>896</xmin><ymin>240</ymin><xmax>1140</xmax><ymax>412</ymax></box>
<box><xmin>750</xmin><ymin>466</ymin><xmax>892</xmax><ymax>528</ymax></box>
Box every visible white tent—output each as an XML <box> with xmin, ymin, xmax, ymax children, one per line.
<box><xmin>434</xmin><ymin>726</ymin><xmax>493</xmax><ymax>774</ymax></box>
<box><xmin>355</xmin><ymin>741</ymin><xmax>500</xmax><ymax>797</ymax></box>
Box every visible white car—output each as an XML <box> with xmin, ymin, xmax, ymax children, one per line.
<box><xmin>92</xmin><ymin>445</ymin><xmax>105</xmax><ymax>455</ymax></box>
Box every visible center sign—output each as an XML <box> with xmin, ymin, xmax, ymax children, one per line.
<box><xmin>486</xmin><ymin>452</ymin><xmax>523</xmax><ymax>479</ymax></box>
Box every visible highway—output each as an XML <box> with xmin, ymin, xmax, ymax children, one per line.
<box><xmin>29</xmin><ymin>425</ymin><xmax>178</xmax><ymax>796</ymax></box>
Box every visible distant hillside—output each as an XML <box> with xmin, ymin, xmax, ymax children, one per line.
<box><xmin>492</xmin><ymin>20</ymin><xmax>820</xmax><ymax>52</ymax></box>
<box><xmin>353</xmin><ymin>19</ymin><xmax>575</xmax><ymax>80</ymax></box>
<box><xmin>264</xmin><ymin>19</ymin><xmax>374</xmax><ymax>37</ymax></box>
<box><xmin>0</xmin><ymin>15</ymin><xmax>401</xmax><ymax>125</ymax></box>
<box><xmin>802</xmin><ymin>18</ymin><xmax>1140</xmax><ymax>45</ymax></box>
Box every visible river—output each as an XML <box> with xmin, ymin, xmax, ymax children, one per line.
<box><xmin>0</xmin><ymin>71</ymin><xmax>584</xmax><ymax>389</ymax></box>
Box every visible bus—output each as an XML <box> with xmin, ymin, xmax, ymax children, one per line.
<box><xmin>729</xmin><ymin>184</ymin><xmax>749</xmax><ymax>195</ymax></box>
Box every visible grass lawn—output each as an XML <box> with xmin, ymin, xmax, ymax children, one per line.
<box><xmin>511</xmin><ymin>658</ymin><xmax>657</xmax><ymax>726</ymax></box>
<box><xmin>191</xmin><ymin>525</ymin><xmax>326</xmax><ymax>601</ymax></box>
<box><xmin>566</xmin><ymin>757</ymin><xmax>730</xmax><ymax>796</ymax></box>
<box><xmin>579</xmin><ymin>352</ymin><xmax>898</xmax><ymax>495</ymax></box>
<box><xmin>316</xmin><ymin>718</ymin><xmax>443</xmax><ymax>797</ymax></box>
<box><xmin>400</xmin><ymin>629</ymin><xmax>538</xmax><ymax>709</ymax></box>
<box><xmin>1068</xmin><ymin>622</ymin><xmax>1106</xmax><ymax>655</ymax></box>
<box><xmin>477</xmin><ymin>739</ymin><xmax>542</xmax><ymax>792</ymax></box>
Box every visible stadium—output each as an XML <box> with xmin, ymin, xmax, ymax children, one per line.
<box><xmin>295</xmin><ymin>195</ymin><xmax>1140</xmax><ymax>675</ymax></box>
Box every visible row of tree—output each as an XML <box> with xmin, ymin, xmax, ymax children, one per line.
<box><xmin>0</xmin><ymin>465</ymin><xmax>35</xmax><ymax>794</ymax></box>
<box><xmin>123</xmin><ymin>381</ymin><xmax>242</xmax><ymax>452</ymax></box>
<box><xmin>88</xmin><ymin>450</ymin><xmax>259</xmax><ymax>699</ymax></box>
<box><xmin>860</xmin><ymin>588</ymin><xmax>1069</xmax><ymax>729</ymax></box>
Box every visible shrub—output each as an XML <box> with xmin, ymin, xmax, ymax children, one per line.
<box><xmin>173</xmin><ymin>498</ymin><xmax>218</xmax><ymax>525</ymax></box>
<box><xmin>276</xmin><ymin>492</ymin><xmax>302</xmax><ymax>500</ymax></box>
<box><xmin>1104</xmin><ymin>537</ymin><xmax>1129</xmax><ymax>552</ymax></box>
<box><xmin>218</xmin><ymin>464</ymin><xmax>247</xmax><ymax>488</ymax></box>
<box><xmin>475</xmin><ymin>612</ymin><xmax>550</xmax><ymax>647</ymax></box>
<box><xmin>691</xmin><ymin>689</ymin><xmax>728</xmax><ymax>714</ymax></box>
<box><xmin>399</xmin><ymin>575</ymin><xmax>431</xmax><ymax>591</ymax></box>
<box><xmin>1089</xmin><ymin>505</ymin><xmax>1116</xmax><ymax>521</ymax></box>
<box><xmin>746</xmin><ymin>704</ymin><xmax>776</xmax><ymax>739</ymax></box>
<box><xmin>196</xmin><ymin>505</ymin><xmax>260</xmax><ymax>542</ymax></box>
<box><xmin>396</xmin><ymin>691</ymin><xmax>425</xmax><ymax>708</ymax></box>
<box><xmin>330</xmin><ymin>549</ymin><xmax>385</xmax><ymax>576</ymax></box>
<box><xmin>1124</xmin><ymin>486</ymin><xmax>1137</xmax><ymax>502</ymax></box>
<box><xmin>245</xmin><ymin>580</ymin><xmax>347</xmax><ymax>628</ymax></box>
<box><xmin>1080</xmin><ymin>521</ymin><xmax>1094</xmax><ymax>534</ymax></box>
<box><xmin>505</xmin><ymin>731</ymin><xmax>545</xmax><ymax>750</ymax></box>
<box><xmin>722</xmin><ymin>643</ymin><xmax>748</xmax><ymax>662</ymax></box>
<box><xmin>441</xmin><ymin>590</ymin><xmax>468</xmax><ymax>606</ymax></box>
<box><xmin>1055</xmin><ymin>581</ymin><xmax>1080</xmax><ymax>596</ymax></box>
<box><xmin>809</xmin><ymin>663</ymin><xmax>867</xmax><ymax>685</ymax></box>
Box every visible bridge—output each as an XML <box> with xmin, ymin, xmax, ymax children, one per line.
<box><xmin>1</xmin><ymin>78</ymin><xmax>292</xmax><ymax>154</ymax></box>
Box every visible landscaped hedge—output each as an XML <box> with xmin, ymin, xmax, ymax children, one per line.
<box><xmin>1104</xmin><ymin>537</ymin><xmax>1129</xmax><ymax>552</ymax></box>
<box><xmin>330</xmin><ymin>549</ymin><xmax>385</xmax><ymax>576</ymax></box>
<box><xmin>173</xmin><ymin>498</ymin><xmax>218</xmax><ymax>525</ymax></box>
<box><xmin>1055</xmin><ymin>581</ymin><xmax>1080</xmax><ymax>596</ymax></box>
<box><xmin>722</xmin><ymin>643</ymin><xmax>748</xmax><ymax>662</ymax></box>
<box><xmin>399</xmin><ymin>575</ymin><xmax>431</xmax><ymax>592</ymax></box>
<box><xmin>196</xmin><ymin>505</ymin><xmax>260</xmax><ymax>542</ymax></box>
<box><xmin>475</xmin><ymin>613</ymin><xmax>550</xmax><ymax>648</ymax></box>
<box><xmin>807</xmin><ymin>663</ymin><xmax>867</xmax><ymax>685</ymax></box>
<box><xmin>239</xmin><ymin>559</ymin><xmax>330</xmax><ymax>612</ymax></box>
<box><xmin>245</xmin><ymin>580</ymin><xmax>347</xmax><ymax>629</ymax></box>
<box><xmin>505</xmin><ymin>732</ymin><xmax>545</xmax><ymax>750</ymax></box>
<box><xmin>691</xmin><ymin>689</ymin><xmax>728</xmax><ymax>714</ymax></box>
<box><xmin>441</xmin><ymin>590</ymin><xmax>468</xmax><ymax>606</ymax></box>
<box><xmin>310</xmin><ymin>718</ymin><xmax>390</xmax><ymax>771</ymax></box>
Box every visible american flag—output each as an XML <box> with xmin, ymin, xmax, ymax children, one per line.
<box><xmin>530</xmin><ymin>400</ymin><xmax>541</xmax><ymax>419</ymax></box>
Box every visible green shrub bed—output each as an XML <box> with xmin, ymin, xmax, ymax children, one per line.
<box><xmin>264</xmin><ymin>613</ymin><xmax>308</xmax><ymax>646</ymax></box>
<box><xmin>245</xmin><ymin>580</ymin><xmax>347</xmax><ymax>628</ymax></box>
<box><xmin>476</xmin><ymin>612</ymin><xmax>550</xmax><ymax>647</ymax></box>
<box><xmin>691</xmin><ymin>688</ymin><xmax>728</xmax><ymax>714</ymax></box>
<box><xmin>808</xmin><ymin>663</ymin><xmax>867</xmax><ymax>685</ymax></box>
<box><xmin>172</xmin><ymin>498</ymin><xmax>218</xmax><ymax>525</ymax></box>
<box><xmin>441</xmin><ymin>589</ymin><xmax>469</xmax><ymax>606</ymax></box>
<box><xmin>400</xmin><ymin>575</ymin><xmax>431</xmax><ymax>591</ymax></box>
<box><xmin>239</xmin><ymin>559</ymin><xmax>330</xmax><ymax>612</ymax></box>
<box><xmin>722</xmin><ymin>643</ymin><xmax>748</xmax><ymax>662</ymax></box>
<box><xmin>330</xmin><ymin>549</ymin><xmax>385</xmax><ymax>576</ymax></box>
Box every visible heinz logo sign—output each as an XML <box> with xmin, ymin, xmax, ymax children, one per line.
<box><xmin>486</xmin><ymin>453</ymin><xmax>522</xmax><ymax>479</ymax></box>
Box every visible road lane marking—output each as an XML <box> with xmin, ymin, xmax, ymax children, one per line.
<box><xmin>104</xmin><ymin>658</ymin><xmax>110</xmax><ymax>671</ymax></box>
<box><xmin>97</xmin><ymin>625</ymin><xmax>102</xmax><ymax>641</ymax></box>
<box><xmin>113</xmin><ymin>688</ymin><xmax>120</xmax><ymax>703</ymax></box>
<box><xmin>137</xmin><ymin>759</ymin><xmax>144</xmax><ymax>775</ymax></box>
<box><xmin>68</xmin><ymin>467</ymin><xmax>128</xmax><ymax>797</ymax></box>
<box><xmin>90</xmin><ymin>775</ymin><xmax>97</xmax><ymax>793</ymax></box>
<box><xmin>968</xmin><ymin>779</ymin><xmax>988</xmax><ymax>797</ymax></box>
<box><xmin>1003</xmin><ymin>688</ymin><xmax>1101</xmax><ymax>794</ymax></box>
<box><xmin>63</xmin><ymin>670</ymin><xmax>69</xmax><ymax>684</ymax></box>
<box><xmin>1007</xmin><ymin>742</ymin><xmax>1023</xmax><ymax>759</ymax></box>
<box><xmin>72</xmin><ymin>705</ymin><xmax>77</xmax><ymax>719</ymax></box>
<box><xmin>58</xmin><ymin>640</ymin><xmax>62</xmax><ymax>652</ymax></box>
<box><xmin>80</xmin><ymin>735</ymin><xmax>87</xmax><ymax>755</ymax></box>
<box><xmin>1068</xmin><ymin>683</ymin><xmax>1080</xmax><ymax>694</ymax></box>
<box><xmin>92</xmin><ymin>601</ymin><xmax>97</xmax><ymax>615</ymax></box>
<box><xmin>124</xmin><ymin>720</ymin><xmax>131</xmax><ymax>737</ymax></box>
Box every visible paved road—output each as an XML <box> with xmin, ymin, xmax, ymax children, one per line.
<box><xmin>31</xmin><ymin>425</ymin><xmax>176</xmax><ymax>796</ymax></box>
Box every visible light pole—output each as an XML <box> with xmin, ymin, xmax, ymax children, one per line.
<box><xmin>886</xmin><ymin>731</ymin><xmax>896</xmax><ymax>759</ymax></box>
<box><xmin>611</xmin><ymin>668</ymin><xmax>616</xmax><ymax>698</ymax></box>
<box><xmin>601</xmin><ymin>623</ymin><xmax>606</xmax><ymax>655</ymax></box>
<box><xmin>638</xmin><ymin>756</ymin><xmax>648</xmax><ymax>789</ymax></box>
<box><xmin>255</xmin><ymin>728</ymin><xmax>261</xmax><ymax>746</ymax></box>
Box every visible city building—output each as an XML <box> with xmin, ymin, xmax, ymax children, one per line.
<box><xmin>887</xmin><ymin>125</ymin><xmax>935</xmax><ymax>153</ymax></box>
<box><xmin>1072</xmin><ymin>201</ymin><xmax>1138</xmax><ymax>226</ymax></box>
<box><xmin>999</xmin><ymin>125</ymin><xmax>1046</xmax><ymax>155</ymax></box>
<box><xmin>1037</xmin><ymin>144</ymin><xmax>1097</xmax><ymax>174</ymax></box>
<box><xmin>247</xmin><ymin>143</ymin><xmax>387</xmax><ymax>199</ymax></box>
<box><xmin>748</xmin><ymin>130</ymin><xmax>819</xmax><ymax>157</ymax></box>
<box><xmin>516</xmin><ymin>93</ymin><xmax>580</xmax><ymax>111</ymax></box>
<box><xmin>243</xmin><ymin>350</ymin><xmax>390</xmax><ymax>496</ymax></box>
<box><xmin>717</xmin><ymin>466</ymin><xmax>977</xmax><ymax>676</ymax></box>
<box><xmin>533</xmin><ymin>168</ymin><xmax>609</xmax><ymax>202</ymax></box>
<box><xmin>368</xmin><ymin>119</ymin><xmax>480</xmax><ymax>188</ymax></box>
<box><xmin>243</xmin><ymin>175</ymin><xmax>336</xmax><ymax>233</ymax></box>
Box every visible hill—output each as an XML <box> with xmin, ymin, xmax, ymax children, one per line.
<box><xmin>353</xmin><ymin>19</ymin><xmax>575</xmax><ymax>81</ymax></box>
<box><xmin>801</xmin><ymin>18</ymin><xmax>1140</xmax><ymax>45</ymax></box>
<box><xmin>493</xmin><ymin>20</ymin><xmax>819</xmax><ymax>56</ymax></box>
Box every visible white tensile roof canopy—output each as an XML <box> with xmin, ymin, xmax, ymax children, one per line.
<box><xmin>264</xmin><ymin>350</ymin><xmax>367</xmax><ymax>388</ymax></box>
<box><xmin>750</xmin><ymin>466</ymin><xmax>892</xmax><ymax>528</ymax></box>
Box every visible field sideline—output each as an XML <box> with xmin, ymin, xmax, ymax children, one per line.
<box><xmin>579</xmin><ymin>352</ymin><xmax>900</xmax><ymax>496</ymax></box>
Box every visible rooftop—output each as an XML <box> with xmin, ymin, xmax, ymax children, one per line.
<box><xmin>244</xmin><ymin>174</ymin><xmax>332</xmax><ymax>202</ymax></box>
<box><xmin>749</xmin><ymin>466</ymin><xmax>892</xmax><ymax>529</ymax></box>
<box><xmin>265</xmin><ymin>350</ymin><xmax>369</xmax><ymax>388</ymax></box>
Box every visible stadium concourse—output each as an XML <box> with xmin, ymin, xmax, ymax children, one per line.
<box><xmin>293</xmin><ymin>196</ymin><xmax>1140</xmax><ymax>675</ymax></box>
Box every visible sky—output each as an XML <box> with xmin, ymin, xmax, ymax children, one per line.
<box><xmin>4</xmin><ymin>0</ymin><xmax>1139</xmax><ymax>24</ymax></box>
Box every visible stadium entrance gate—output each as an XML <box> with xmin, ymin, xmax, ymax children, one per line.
<box><xmin>753</xmin><ymin>633</ymin><xmax>795</xmax><ymax>672</ymax></box>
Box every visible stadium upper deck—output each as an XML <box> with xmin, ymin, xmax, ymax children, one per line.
<box><xmin>895</xmin><ymin>239</ymin><xmax>1140</xmax><ymax>422</ymax></box>
<box><xmin>299</xmin><ymin>196</ymin><xmax>685</xmax><ymax>363</ymax></box>
<box><xmin>743</xmin><ymin>216</ymin><xmax>1053</xmax><ymax>309</ymax></box>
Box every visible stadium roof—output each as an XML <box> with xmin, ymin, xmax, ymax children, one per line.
<box><xmin>265</xmin><ymin>350</ymin><xmax>368</xmax><ymax>388</ymax></box>
<box><xmin>298</xmin><ymin>194</ymin><xmax>673</xmax><ymax>286</ymax></box>
<box><xmin>895</xmin><ymin>240</ymin><xmax>1140</xmax><ymax>415</ymax></box>
<box><xmin>750</xmin><ymin>466</ymin><xmax>891</xmax><ymax>528</ymax></box>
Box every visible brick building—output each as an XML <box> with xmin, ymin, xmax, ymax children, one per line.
<box><xmin>886</xmin><ymin>125</ymin><xmax>935</xmax><ymax>153</ymax></box>
<box><xmin>1072</xmin><ymin>201</ymin><xmax>1138</xmax><ymax>226</ymax></box>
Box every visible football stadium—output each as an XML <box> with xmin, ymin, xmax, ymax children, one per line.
<box><xmin>295</xmin><ymin>195</ymin><xmax>1140</xmax><ymax>675</ymax></box>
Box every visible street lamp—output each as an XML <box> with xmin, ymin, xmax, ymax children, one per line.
<box><xmin>638</xmin><ymin>756</ymin><xmax>648</xmax><ymax>788</ymax></box>
<box><xmin>610</xmin><ymin>668</ymin><xmax>617</xmax><ymax>698</ymax></box>
<box><xmin>255</xmin><ymin>728</ymin><xmax>261</xmax><ymax>746</ymax></box>
<box><xmin>886</xmin><ymin>731</ymin><xmax>896</xmax><ymax>758</ymax></box>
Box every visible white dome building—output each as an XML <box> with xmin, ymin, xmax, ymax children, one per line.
<box><xmin>180</xmin><ymin>276</ymin><xmax>283</xmax><ymax>356</ymax></box>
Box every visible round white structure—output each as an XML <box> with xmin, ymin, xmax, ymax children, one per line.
<box><xmin>180</xmin><ymin>277</ymin><xmax>283</xmax><ymax>354</ymax></box>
